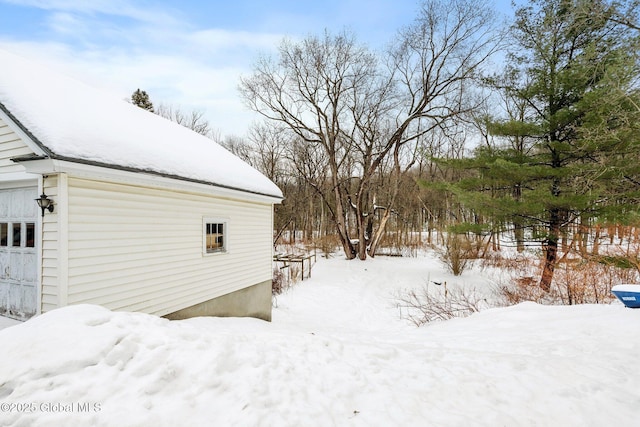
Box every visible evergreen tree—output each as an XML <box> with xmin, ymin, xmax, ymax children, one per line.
<box><xmin>130</xmin><ymin>90</ymin><xmax>216</xmax><ymax>137</ymax></box>
<box><xmin>131</xmin><ymin>88</ymin><xmax>154</xmax><ymax>112</ymax></box>
<box><xmin>448</xmin><ymin>0</ymin><xmax>640</xmax><ymax>291</ymax></box>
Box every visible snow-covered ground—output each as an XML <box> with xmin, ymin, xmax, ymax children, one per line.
<box><xmin>1</xmin><ymin>253</ymin><xmax>639</xmax><ymax>426</ymax></box>
<box><xmin>0</xmin><ymin>315</ymin><xmax>19</xmax><ymax>330</ymax></box>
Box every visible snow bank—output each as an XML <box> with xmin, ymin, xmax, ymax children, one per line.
<box><xmin>612</xmin><ymin>284</ymin><xmax>640</xmax><ymax>292</ymax></box>
<box><xmin>0</xmin><ymin>316</ymin><xmax>19</xmax><ymax>330</ymax></box>
<box><xmin>1</xmin><ymin>256</ymin><xmax>639</xmax><ymax>426</ymax></box>
<box><xmin>0</xmin><ymin>49</ymin><xmax>282</xmax><ymax>198</ymax></box>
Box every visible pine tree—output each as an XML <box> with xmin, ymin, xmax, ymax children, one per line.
<box><xmin>448</xmin><ymin>0</ymin><xmax>640</xmax><ymax>291</ymax></box>
<box><xmin>131</xmin><ymin>88</ymin><xmax>154</xmax><ymax>112</ymax></box>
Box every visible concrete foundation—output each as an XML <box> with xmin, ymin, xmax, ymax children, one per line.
<box><xmin>164</xmin><ymin>280</ymin><xmax>272</xmax><ymax>321</ymax></box>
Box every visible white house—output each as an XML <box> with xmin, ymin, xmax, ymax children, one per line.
<box><xmin>0</xmin><ymin>49</ymin><xmax>282</xmax><ymax>322</ymax></box>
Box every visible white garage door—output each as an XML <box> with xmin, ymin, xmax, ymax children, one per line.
<box><xmin>0</xmin><ymin>187</ymin><xmax>38</xmax><ymax>320</ymax></box>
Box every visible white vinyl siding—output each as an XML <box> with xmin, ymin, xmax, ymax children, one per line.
<box><xmin>57</xmin><ymin>177</ymin><xmax>272</xmax><ymax>316</ymax></box>
<box><xmin>41</xmin><ymin>175</ymin><xmax>60</xmax><ymax>313</ymax></box>
<box><xmin>0</xmin><ymin>118</ymin><xmax>31</xmax><ymax>176</ymax></box>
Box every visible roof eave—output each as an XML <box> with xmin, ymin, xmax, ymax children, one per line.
<box><xmin>2</xmin><ymin>100</ymin><xmax>282</xmax><ymax>203</ymax></box>
<box><xmin>0</xmin><ymin>102</ymin><xmax>52</xmax><ymax>158</ymax></box>
<box><xmin>11</xmin><ymin>156</ymin><xmax>283</xmax><ymax>204</ymax></box>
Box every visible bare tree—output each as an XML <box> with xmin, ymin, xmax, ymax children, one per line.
<box><xmin>240</xmin><ymin>0</ymin><xmax>500</xmax><ymax>260</ymax></box>
<box><xmin>247</xmin><ymin>122</ymin><xmax>288</xmax><ymax>184</ymax></box>
<box><xmin>219</xmin><ymin>134</ymin><xmax>254</xmax><ymax>165</ymax></box>
<box><xmin>155</xmin><ymin>103</ymin><xmax>214</xmax><ymax>138</ymax></box>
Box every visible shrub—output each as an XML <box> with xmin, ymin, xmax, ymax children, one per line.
<box><xmin>396</xmin><ymin>283</ymin><xmax>490</xmax><ymax>326</ymax></box>
<box><xmin>553</xmin><ymin>261</ymin><xmax>636</xmax><ymax>305</ymax></box>
<box><xmin>493</xmin><ymin>257</ymin><xmax>639</xmax><ymax>306</ymax></box>
<box><xmin>440</xmin><ymin>234</ymin><xmax>472</xmax><ymax>276</ymax></box>
<box><xmin>271</xmin><ymin>261</ymin><xmax>307</xmax><ymax>307</ymax></box>
<box><xmin>272</xmin><ymin>267</ymin><xmax>288</xmax><ymax>296</ymax></box>
<box><xmin>314</xmin><ymin>234</ymin><xmax>340</xmax><ymax>258</ymax></box>
<box><xmin>496</xmin><ymin>274</ymin><xmax>550</xmax><ymax>305</ymax></box>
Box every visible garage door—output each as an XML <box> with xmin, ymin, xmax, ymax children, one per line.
<box><xmin>0</xmin><ymin>187</ymin><xmax>38</xmax><ymax>320</ymax></box>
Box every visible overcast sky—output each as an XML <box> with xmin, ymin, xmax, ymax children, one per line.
<box><xmin>0</xmin><ymin>0</ymin><xmax>513</xmax><ymax>138</ymax></box>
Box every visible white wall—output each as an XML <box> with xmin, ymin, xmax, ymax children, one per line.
<box><xmin>43</xmin><ymin>176</ymin><xmax>274</xmax><ymax>316</ymax></box>
<box><xmin>41</xmin><ymin>175</ymin><xmax>61</xmax><ymax>313</ymax></box>
<box><xmin>0</xmin><ymin>117</ymin><xmax>32</xmax><ymax>177</ymax></box>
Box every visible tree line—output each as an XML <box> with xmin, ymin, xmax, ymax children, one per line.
<box><xmin>133</xmin><ymin>0</ymin><xmax>640</xmax><ymax>292</ymax></box>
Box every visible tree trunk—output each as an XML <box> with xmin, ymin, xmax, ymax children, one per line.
<box><xmin>354</xmin><ymin>189</ymin><xmax>369</xmax><ymax>261</ymax></box>
<box><xmin>514</xmin><ymin>221</ymin><xmax>525</xmax><ymax>252</ymax></box>
<box><xmin>357</xmin><ymin>223</ymin><xmax>367</xmax><ymax>260</ymax></box>
<box><xmin>540</xmin><ymin>207</ymin><xmax>561</xmax><ymax>292</ymax></box>
<box><xmin>592</xmin><ymin>224</ymin><xmax>601</xmax><ymax>255</ymax></box>
<box><xmin>367</xmin><ymin>145</ymin><xmax>408</xmax><ymax>258</ymax></box>
<box><xmin>540</xmin><ymin>237</ymin><xmax>557</xmax><ymax>292</ymax></box>
<box><xmin>578</xmin><ymin>216</ymin><xmax>588</xmax><ymax>257</ymax></box>
<box><xmin>336</xmin><ymin>217</ymin><xmax>355</xmax><ymax>259</ymax></box>
<box><xmin>368</xmin><ymin>208</ymin><xmax>392</xmax><ymax>257</ymax></box>
<box><xmin>332</xmin><ymin>179</ymin><xmax>356</xmax><ymax>260</ymax></box>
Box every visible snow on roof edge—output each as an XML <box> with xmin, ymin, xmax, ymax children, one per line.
<box><xmin>0</xmin><ymin>49</ymin><xmax>283</xmax><ymax>200</ymax></box>
<box><xmin>0</xmin><ymin>101</ymin><xmax>51</xmax><ymax>157</ymax></box>
<box><xmin>16</xmin><ymin>153</ymin><xmax>284</xmax><ymax>200</ymax></box>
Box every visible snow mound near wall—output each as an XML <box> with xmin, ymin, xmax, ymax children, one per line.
<box><xmin>1</xmin><ymin>300</ymin><xmax>639</xmax><ymax>427</ymax></box>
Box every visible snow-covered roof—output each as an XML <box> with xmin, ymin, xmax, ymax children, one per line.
<box><xmin>0</xmin><ymin>49</ymin><xmax>282</xmax><ymax>199</ymax></box>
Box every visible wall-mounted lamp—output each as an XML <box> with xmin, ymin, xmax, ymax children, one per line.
<box><xmin>35</xmin><ymin>193</ymin><xmax>54</xmax><ymax>217</ymax></box>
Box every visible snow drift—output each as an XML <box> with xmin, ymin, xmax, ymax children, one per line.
<box><xmin>1</xmin><ymin>256</ymin><xmax>639</xmax><ymax>426</ymax></box>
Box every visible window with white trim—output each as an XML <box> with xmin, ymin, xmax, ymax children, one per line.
<box><xmin>204</xmin><ymin>219</ymin><xmax>227</xmax><ymax>254</ymax></box>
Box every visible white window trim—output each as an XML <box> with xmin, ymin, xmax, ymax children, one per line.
<box><xmin>203</xmin><ymin>217</ymin><xmax>229</xmax><ymax>256</ymax></box>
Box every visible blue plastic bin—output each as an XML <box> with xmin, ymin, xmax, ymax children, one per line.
<box><xmin>612</xmin><ymin>285</ymin><xmax>640</xmax><ymax>308</ymax></box>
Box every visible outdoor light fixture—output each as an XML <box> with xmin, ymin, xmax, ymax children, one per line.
<box><xmin>35</xmin><ymin>193</ymin><xmax>54</xmax><ymax>217</ymax></box>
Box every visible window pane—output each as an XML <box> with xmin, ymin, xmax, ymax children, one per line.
<box><xmin>12</xmin><ymin>223</ymin><xmax>21</xmax><ymax>247</ymax></box>
<box><xmin>205</xmin><ymin>222</ymin><xmax>225</xmax><ymax>253</ymax></box>
<box><xmin>25</xmin><ymin>223</ymin><xmax>35</xmax><ymax>248</ymax></box>
<box><xmin>0</xmin><ymin>223</ymin><xmax>7</xmax><ymax>247</ymax></box>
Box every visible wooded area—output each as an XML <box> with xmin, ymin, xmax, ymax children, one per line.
<box><xmin>135</xmin><ymin>0</ymin><xmax>640</xmax><ymax>294</ymax></box>
<box><xmin>234</xmin><ymin>0</ymin><xmax>640</xmax><ymax>293</ymax></box>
